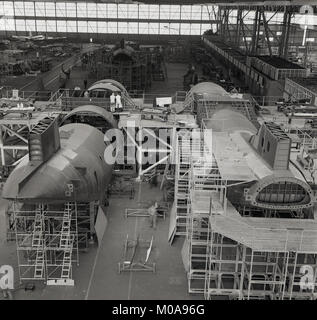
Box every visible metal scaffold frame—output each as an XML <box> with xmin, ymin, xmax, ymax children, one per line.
<box><xmin>12</xmin><ymin>202</ymin><xmax>81</xmax><ymax>286</ymax></box>
<box><xmin>186</xmin><ymin>130</ymin><xmax>228</xmax><ymax>294</ymax></box>
<box><xmin>217</xmin><ymin>5</ymin><xmax>296</xmax><ymax>57</ymax></box>
<box><xmin>173</xmin><ymin>129</ymin><xmax>204</xmax><ymax>238</ymax></box>
<box><xmin>119</xmin><ymin>124</ymin><xmax>176</xmax><ymax>180</ymax></box>
<box><xmin>187</xmin><ymin>162</ymin><xmax>225</xmax><ymax>293</ymax></box>
<box><xmin>204</xmin><ymin>220</ymin><xmax>317</xmax><ymax>300</ymax></box>
<box><xmin>0</xmin><ymin>113</ymin><xmax>62</xmax><ymax>169</ymax></box>
<box><xmin>0</xmin><ymin>122</ymin><xmax>30</xmax><ymax>167</ymax></box>
<box><xmin>205</xmin><ymin>232</ymin><xmax>317</xmax><ymax>300</ymax></box>
<box><xmin>197</xmin><ymin>98</ymin><xmax>258</xmax><ymax>127</ymax></box>
<box><xmin>173</xmin><ymin>132</ymin><xmax>191</xmax><ymax>237</ymax></box>
<box><xmin>183</xmin><ymin>120</ymin><xmax>317</xmax><ymax>300</ymax></box>
<box><xmin>57</xmin><ymin>87</ymin><xmax>136</xmax><ymax>111</ymax></box>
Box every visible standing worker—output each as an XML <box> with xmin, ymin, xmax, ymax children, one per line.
<box><xmin>0</xmin><ymin>269</ymin><xmax>13</xmax><ymax>300</ymax></box>
<box><xmin>115</xmin><ymin>92</ymin><xmax>123</xmax><ymax>112</ymax></box>
<box><xmin>288</xmin><ymin>112</ymin><xmax>293</xmax><ymax>125</ymax></box>
<box><xmin>84</xmin><ymin>79</ymin><xmax>88</xmax><ymax>90</ymax></box>
<box><xmin>110</xmin><ymin>92</ymin><xmax>116</xmax><ymax>112</ymax></box>
<box><xmin>148</xmin><ymin>202</ymin><xmax>158</xmax><ymax>230</ymax></box>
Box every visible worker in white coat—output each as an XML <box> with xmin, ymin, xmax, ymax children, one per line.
<box><xmin>115</xmin><ymin>92</ymin><xmax>123</xmax><ymax>112</ymax></box>
<box><xmin>0</xmin><ymin>269</ymin><xmax>13</xmax><ymax>300</ymax></box>
<box><xmin>110</xmin><ymin>92</ymin><xmax>116</xmax><ymax>112</ymax></box>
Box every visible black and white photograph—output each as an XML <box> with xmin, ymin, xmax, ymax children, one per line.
<box><xmin>0</xmin><ymin>0</ymin><xmax>316</xmax><ymax>305</ymax></box>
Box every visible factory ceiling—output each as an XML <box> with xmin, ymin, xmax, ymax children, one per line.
<box><xmin>132</xmin><ymin>0</ymin><xmax>316</xmax><ymax>5</ymax></box>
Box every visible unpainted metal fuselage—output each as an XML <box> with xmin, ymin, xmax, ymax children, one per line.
<box><xmin>2</xmin><ymin>123</ymin><xmax>112</xmax><ymax>203</ymax></box>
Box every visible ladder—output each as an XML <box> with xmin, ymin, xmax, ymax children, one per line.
<box><xmin>32</xmin><ymin>209</ymin><xmax>43</xmax><ymax>247</ymax></box>
<box><xmin>32</xmin><ymin>206</ymin><xmax>45</xmax><ymax>279</ymax></box>
<box><xmin>183</xmin><ymin>92</ymin><xmax>195</xmax><ymax>113</ymax></box>
<box><xmin>46</xmin><ymin>202</ymin><xmax>77</xmax><ymax>286</ymax></box>
<box><xmin>61</xmin><ymin>236</ymin><xmax>74</xmax><ymax>279</ymax></box>
<box><xmin>60</xmin><ymin>202</ymin><xmax>73</xmax><ymax>249</ymax></box>
<box><xmin>174</xmin><ymin>134</ymin><xmax>191</xmax><ymax>236</ymax></box>
<box><xmin>60</xmin><ymin>203</ymin><xmax>74</xmax><ymax>280</ymax></box>
<box><xmin>188</xmin><ymin>149</ymin><xmax>216</xmax><ymax>294</ymax></box>
<box><xmin>34</xmin><ymin>249</ymin><xmax>45</xmax><ymax>279</ymax></box>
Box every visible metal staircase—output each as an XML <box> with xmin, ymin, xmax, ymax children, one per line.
<box><xmin>187</xmin><ymin>192</ymin><xmax>210</xmax><ymax>294</ymax></box>
<box><xmin>173</xmin><ymin>131</ymin><xmax>205</xmax><ymax>238</ymax></box>
<box><xmin>28</xmin><ymin>116</ymin><xmax>60</xmax><ymax>165</ymax></box>
<box><xmin>187</xmin><ymin>150</ymin><xmax>218</xmax><ymax>294</ymax></box>
<box><xmin>174</xmin><ymin>133</ymin><xmax>192</xmax><ymax>236</ymax></box>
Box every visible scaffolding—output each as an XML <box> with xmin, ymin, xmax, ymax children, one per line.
<box><xmin>202</xmin><ymin>197</ymin><xmax>317</xmax><ymax>300</ymax></box>
<box><xmin>195</xmin><ymin>98</ymin><xmax>259</xmax><ymax>129</ymax></box>
<box><xmin>184</xmin><ymin>122</ymin><xmax>317</xmax><ymax>300</ymax></box>
<box><xmin>12</xmin><ymin>201</ymin><xmax>82</xmax><ymax>285</ymax></box>
<box><xmin>89</xmin><ymin>49</ymin><xmax>152</xmax><ymax>92</ymax></box>
<box><xmin>0</xmin><ymin>112</ymin><xmax>61</xmax><ymax>169</ymax></box>
<box><xmin>186</xmin><ymin>133</ymin><xmax>227</xmax><ymax>294</ymax></box>
<box><xmin>173</xmin><ymin>130</ymin><xmax>203</xmax><ymax>238</ymax></box>
<box><xmin>173</xmin><ymin>132</ymin><xmax>191</xmax><ymax>237</ymax></box>
<box><xmin>205</xmin><ymin>225</ymin><xmax>317</xmax><ymax>300</ymax></box>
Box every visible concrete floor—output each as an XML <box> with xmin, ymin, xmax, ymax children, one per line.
<box><xmin>0</xmin><ymin>181</ymin><xmax>201</xmax><ymax>300</ymax></box>
<box><xmin>86</xmin><ymin>182</ymin><xmax>199</xmax><ymax>300</ymax></box>
<box><xmin>0</xmin><ymin>59</ymin><xmax>201</xmax><ymax>300</ymax></box>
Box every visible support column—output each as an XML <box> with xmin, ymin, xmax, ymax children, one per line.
<box><xmin>236</xmin><ymin>8</ymin><xmax>242</xmax><ymax>48</ymax></box>
<box><xmin>247</xmin><ymin>249</ymin><xmax>254</xmax><ymax>299</ymax></box>
<box><xmin>261</xmin><ymin>8</ymin><xmax>273</xmax><ymax>56</ymax></box>
<box><xmin>217</xmin><ymin>7</ymin><xmax>223</xmax><ymax>37</ymax></box>
<box><xmin>223</xmin><ymin>7</ymin><xmax>231</xmax><ymax>43</ymax></box>
<box><xmin>0</xmin><ymin>125</ymin><xmax>5</xmax><ymax>166</ymax></box>
<box><xmin>89</xmin><ymin>201</ymin><xmax>95</xmax><ymax>243</ymax></box>
<box><xmin>279</xmin><ymin>6</ymin><xmax>292</xmax><ymax>58</ymax></box>
<box><xmin>239</xmin><ymin>245</ymin><xmax>247</xmax><ymax>300</ymax></box>
<box><xmin>137</xmin><ymin>126</ymin><xmax>142</xmax><ymax>179</ymax></box>
<box><xmin>240</xmin><ymin>10</ymin><xmax>250</xmax><ymax>54</ymax></box>
<box><xmin>251</xmin><ymin>7</ymin><xmax>261</xmax><ymax>55</ymax></box>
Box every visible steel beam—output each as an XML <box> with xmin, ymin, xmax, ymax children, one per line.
<box><xmin>236</xmin><ymin>8</ymin><xmax>242</xmax><ymax>47</ymax></box>
<box><xmin>251</xmin><ymin>7</ymin><xmax>261</xmax><ymax>55</ymax></box>
<box><xmin>261</xmin><ymin>7</ymin><xmax>273</xmax><ymax>56</ymax></box>
<box><xmin>211</xmin><ymin>1</ymin><xmax>316</xmax><ymax>6</ymax></box>
<box><xmin>278</xmin><ymin>6</ymin><xmax>293</xmax><ymax>58</ymax></box>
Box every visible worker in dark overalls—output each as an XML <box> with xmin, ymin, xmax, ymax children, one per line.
<box><xmin>288</xmin><ymin>112</ymin><xmax>294</xmax><ymax>125</ymax></box>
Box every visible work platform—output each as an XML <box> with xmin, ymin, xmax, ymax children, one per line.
<box><xmin>186</xmin><ymin>171</ymin><xmax>317</xmax><ymax>299</ymax></box>
<box><xmin>118</xmin><ymin>113</ymin><xmax>197</xmax><ymax>129</ymax></box>
<box><xmin>204</xmin><ymin>194</ymin><xmax>317</xmax><ymax>253</ymax></box>
<box><xmin>172</xmin><ymin>111</ymin><xmax>317</xmax><ymax>299</ymax></box>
